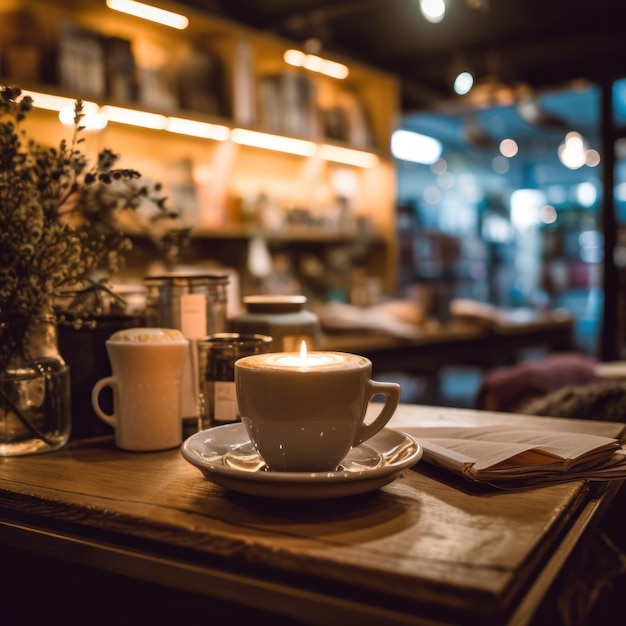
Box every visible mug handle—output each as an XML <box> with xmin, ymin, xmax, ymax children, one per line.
<box><xmin>91</xmin><ymin>376</ymin><xmax>118</xmax><ymax>428</ymax></box>
<box><xmin>353</xmin><ymin>380</ymin><xmax>401</xmax><ymax>447</ymax></box>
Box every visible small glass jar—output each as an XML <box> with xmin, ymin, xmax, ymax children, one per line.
<box><xmin>144</xmin><ymin>272</ymin><xmax>229</xmax><ymax>335</ymax></box>
<box><xmin>197</xmin><ymin>333</ymin><xmax>272</xmax><ymax>430</ymax></box>
<box><xmin>1</xmin><ymin>315</ymin><xmax>71</xmax><ymax>456</ymax></box>
<box><xmin>229</xmin><ymin>295</ymin><xmax>321</xmax><ymax>352</ymax></box>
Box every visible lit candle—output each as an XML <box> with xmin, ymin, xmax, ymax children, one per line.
<box><xmin>264</xmin><ymin>341</ymin><xmax>343</xmax><ymax>368</ymax></box>
<box><xmin>233</xmin><ymin>342</ymin><xmax>401</xmax><ymax>472</ymax></box>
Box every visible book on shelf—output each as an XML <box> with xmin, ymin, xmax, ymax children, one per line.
<box><xmin>257</xmin><ymin>73</ymin><xmax>282</xmax><ymax>134</ymax></box>
<box><xmin>335</xmin><ymin>88</ymin><xmax>375</xmax><ymax>149</ymax></box>
<box><xmin>175</xmin><ymin>44</ymin><xmax>228</xmax><ymax>117</ymax></box>
<box><xmin>0</xmin><ymin>7</ymin><xmax>43</xmax><ymax>84</ymax></box>
<box><xmin>58</xmin><ymin>21</ymin><xmax>106</xmax><ymax>98</ymax></box>
<box><xmin>232</xmin><ymin>39</ymin><xmax>256</xmax><ymax>127</ymax></box>
<box><xmin>402</xmin><ymin>425</ymin><xmax>626</xmax><ymax>489</ymax></box>
<box><xmin>133</xmin><ymin>39</ymin><xmax>179</xmax><ymax>111</ymax></box>
<box><xmin>257</xmin><ymin>70</ymin><xmax>318</xmax><ymax>138</ymax></box>
<box><xmin>320</xmin><ymin>105</ymin><xmax>350</xmax><ymax>143</ymax></box>
<box><xmin>320</xmin><ymin>87</ymin><xmax>376</xmax><ymax>149</ymax></box>
<box><xmin>165</xmin><ymin>158</ymin><xmax>199</xmax><ymax>226</ymax></box>
<box><xmin>104</xmin><ymin>36</ymin><xmax>139</xmax><ymax>103</ymax></box>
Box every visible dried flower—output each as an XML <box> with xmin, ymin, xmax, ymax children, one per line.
<box><xmin>0</xmin><ymin>85</ymin><xmax>188</xmax><ymax>368</ymax></box>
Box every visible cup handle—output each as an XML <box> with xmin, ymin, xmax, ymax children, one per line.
<box><xmin>91</xmin><ymin>376</ymin><xmax>118</xmax><ymax>428</ymax></box>
<box><xmin>353</xmin><ymin>380</ymin><xmax>401</xmax><ymax>447</ymax></box>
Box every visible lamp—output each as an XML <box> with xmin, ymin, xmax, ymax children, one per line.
<box><xmin>558</xmin><ymin>132</ymin><xmax>588</xmax><ymax>170</ymax></box>
<box><xmin>454</xmin><ymin>71</ymin><xmax>474</xmax><ymax>95</ymax></box>
<box><xmin>420</xmin><ymin>0</ymin><xmax>446</xmax><ymax>23</ymax></box>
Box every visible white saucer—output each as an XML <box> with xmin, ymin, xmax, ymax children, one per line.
<box><xmin>181</xmin><ymin>423</ymin><xmax>422</xmax><ymax>500</ymax></box>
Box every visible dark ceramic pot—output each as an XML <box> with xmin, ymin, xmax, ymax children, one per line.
<box><xmin>58</xmin><ymin>315</ymin><xmax>144</xmax><ymax>440</ymax></box>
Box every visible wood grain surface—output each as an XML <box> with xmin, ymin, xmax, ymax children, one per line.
<box><xmin>1</xmin><ymin>404</ymin><xmax>623</xmax><ymax>625</ymax></box>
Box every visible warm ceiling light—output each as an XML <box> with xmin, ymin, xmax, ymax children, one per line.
<box><xmin>166</xmin><ymin>117</ymin><xmax>230</xmax><ymax>141</ymax></box>
<box><xmin>101</xmin><ymin>105</ymin><xmax>167</xmax><ymax>130</ymax></box>
<box><xmin>23</xmin><ymin>90</ymin><xmax>107</xmax><ymax>130</ymax></box>
<box><xmin>318</xmin><ymin>145</ymin><xmax>378</xmax><ymax>168</ymax></box>
<box><xmin>231</xmin><ymin>128</ymin><xmax>317</xmax><ymax>157</ymax></box>
<box><xmin>558</xmin><ymin>131</ymin><xmax>588</xmax><ymax>170</ymax></box>
<box><xmin>284</xmin><ymin>49</ymin><xmax>306</xmax><ymax>66</ymax></box>
<box><xmin>284</xmin><ymin>49</ymin><xmax>349</xmax><ymax>79</ymax></box>
<box><xmin>22</xmin><ymin>91</ymin><xmax>375</xmax><ymax>163</ymax></box>
<box><xmin>60</xmin><ymin>105</ymin><xmax>108</xmax><ymax>131</ymax></box>
<box><xmin>22</xmin><ymin>90</ymin><xmax>89</xmax><ymax>112</ymax></box>
<box><xmin>106</xmin><ymin>0</ymin><xmax>189</xmax><ymax>29</ymax></box>
<box><xmin>420</xmin><ymin>0</ymin><xmax>446</xmax><ymax>24</ymax></box>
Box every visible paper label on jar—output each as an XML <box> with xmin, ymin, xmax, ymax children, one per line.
<box><xmin>180</xmin><ymin>293</ymin><xmax>207</xmax><ymax>339</ymax></box>
<box><xmin>179</xmin><ymin>294</ymin><xmax>207</xmax><ymax>419</ymax></box>
<box><xmin>213</xmin><ymin>381</ymin><xmax>239</xmax><ymax>423</ymax></box>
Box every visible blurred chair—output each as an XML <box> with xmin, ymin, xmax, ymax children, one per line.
<box><xmin>475</xmin><ymin>353</ymin><xmax>599</xmax><ymax>413</ymax></box>
<box><xmin>520</xmin><ymin>380</ymin><xmax>626</xmax><ymax>422</ymax></box>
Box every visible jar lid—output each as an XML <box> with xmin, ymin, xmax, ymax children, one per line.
<box><xmin>243</xmin><ymin>295</ymin><xmax>306</xmax><ymax>313</ymax></box>
<box><xmin>144</xmin><ymin>272</ymin><xmax>229</xmax><ymax>286</ymax></box>
<box><xmin>200</xmin><ymin>332</ymin><xmax>273</xmax><ymax>346</ymax></box>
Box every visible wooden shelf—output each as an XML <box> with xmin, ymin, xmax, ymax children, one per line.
<box><xmin>1</xmin><ymin>0</ymin><xmax>400</xmax><ymax>296</ymax></box>
<box><xmin>191</xmin><ymin>224</ymin><xmax>385</xmax><ymax>244</ymax></box>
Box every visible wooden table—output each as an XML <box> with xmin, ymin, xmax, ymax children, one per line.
<box><xmin>1</xmin><ymin>404</ymin><xmax>623</xmax><ymax>625</ymax></box>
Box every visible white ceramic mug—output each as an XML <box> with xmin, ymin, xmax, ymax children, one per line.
<box><xmin>234</xmin><ymin>351</ymin><xmax>401</xmax><ymax>472</ymax></box>
<box><xmin>91</xmin><ymin>328</ymin><xmax>189</xmax><ymax>451</ymax></box>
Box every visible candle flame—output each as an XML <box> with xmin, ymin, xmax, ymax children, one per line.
<box><xmin>299</xmin><ymin>340</ymin><xmax>308</xmax><ymax>362</ymax></box>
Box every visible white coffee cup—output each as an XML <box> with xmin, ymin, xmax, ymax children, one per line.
<box><xmin>234</xmin><ymin>351</ymin><xmax>401</xmax><ymax>472</ymax></box>
<box><xmin>91</xmin><ymin>328</ymin><xmax>189</xmax><ymax>451</ymax></box>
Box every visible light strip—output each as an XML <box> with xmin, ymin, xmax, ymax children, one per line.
<box><xmin>231</xmin><ymin>128</ymin><xmax>317</xmax><ymax>157</ymax></box>
<box><xmin>166</xmin><ymin>116</ymin><xmax>230</xmax><ymax>140</ymax></box>
<box><xmin>284</xmin><ymin>49</ymin><xmax>349</xmax><ymax>80</ymax></box>
<box><xmin>22</xmin><ymin>90</ymin><xmax>98</xmax><ymax>113</ymax></box>
<box><xmin>318</xmin><ymin>144</ymin><xmax>379</xmax><ymax>168</ymax></box>
<box><xmin>106</xmin><ymin>0</ymin><xmax>189</xmax><ymax>29</ymax></box>
<box><xmin>23</xmin><ymin>90</ymin><xmax>107</xmax><ymax>130</ymax></box>
<box><xmin>25</xmin><ymin>91</ymin><xmax>376</xmax><ymax>166</ymax></box>
<box><xmin>101</xmin><ymin>105</ymin><xmax>167</xmax><ymax>130</ymax></box>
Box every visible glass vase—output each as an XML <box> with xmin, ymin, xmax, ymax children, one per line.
<box><xmin>0</xmin><ymin>315</ymin><xmax>72</xmax><ymax>456</ymax></box>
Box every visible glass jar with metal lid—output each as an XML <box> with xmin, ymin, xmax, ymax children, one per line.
<box><xmin>144</xmin><ymin>273</ymin><xmax>229</xmax><ymax>336</ymax></box>
<box><xmin>144</xmin><ymin>272</ymin><xmax>230</xmax><ymax>435</ymax></box>
<box><xmin>229</xmin><ymin>295</ymin><xmax>320</xmax><ymax>352</ymax></box>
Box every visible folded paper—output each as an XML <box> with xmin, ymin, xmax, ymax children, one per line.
<box><xmin>403</xmin><ymin>425</ymin><xmax>626</xmax><ymax>488</ymax></box>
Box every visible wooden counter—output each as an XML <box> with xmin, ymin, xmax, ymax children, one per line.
<box><xmin>1</xmin><ymin>404</ymin><xmax>622</xmax><ymax>625</ymax></box>
<box><xmin>320</xmin><ymin>310</ymin><xmax>574</xmax><ymax>378</ymax></box>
